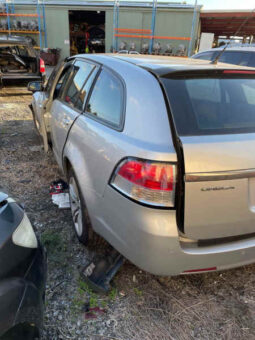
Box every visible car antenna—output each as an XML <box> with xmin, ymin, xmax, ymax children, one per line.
<box><xmin>211</xmin><ymin>8</ymin><xmax>255</xmax><ymax>65</ymax></box>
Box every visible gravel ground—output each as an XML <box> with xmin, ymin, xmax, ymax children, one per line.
<box><xmin>1</xmin><ymin>85</ymin><xmax>255</xmax><ymax>340</ymax></box>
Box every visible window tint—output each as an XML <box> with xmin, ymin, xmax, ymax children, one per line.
<box><xmin>241</xmin><ymin>83</ymin><xmax>255</xmax><ymax>105</ymax></box>
<box><xmin>186</xmin><ymin>78</ymin><xmax>221</xmax><ymax>103</ymax></box>
<box><xmin>45</xmin><ymin>62</ymin><xmax>63</xmax><ymax>93</ymax></box>
<box><xmin>86</xmin><ymin>69</ymin><xmax>123</xmax><ymax>127</ymax></box>
<box><xmin>77</xmin><ymin>67</ymin><xmax>98</xmax><ymax>111</ymax></box>
<box><xmin>53</xmin><ymin>65</ymin><xmax>72</xmax><ymax>100</ymax></box>
<box><xmin>162</xmin><ymin>76</ymin><xmax>255</xmax><ymax>136</ymax></box>
<box><xmin>219</xmin><ymin>51</ymin><xmax>250</xmax><ymax>66</ymax></box>
<box><xmin>63</xmin><ymin>60</ymin><xmax>94</xmax><ymax>110</ymax></box>
<box><xmin>248</xmin><ymin>53</ymin><xmax>255</xmax><ymax>67</ymax></box>
<box><xmin>193</xmin><ymin>52</ymin><xmax>214</xmax><ymax>61</ymax></box>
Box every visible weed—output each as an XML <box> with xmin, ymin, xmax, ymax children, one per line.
<box><xmin>134</xmin><ymin>288</ymin><xmax>143</xmax><ymax>297</ymax></box>
<box><xmin>109</xmin><ymin>287</ymin><xmax>118</xmax><ymax>301</ymax></box>
<box><xmin>41</xmin><ymin>230</ymin><xmax>66</xmax><ymax>264</ymax></box>
<box><xmin>41</xmin><ymin>230</ymin><xmax>62</xmax><ymax>252</ymax></box>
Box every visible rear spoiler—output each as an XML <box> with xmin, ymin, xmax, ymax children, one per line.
<box><xmin>144</xmin><ymin>67</ymin><xmax>255</xmax><ymax>79</ymax></box>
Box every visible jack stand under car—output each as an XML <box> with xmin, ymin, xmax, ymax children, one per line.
<box><xmin>81</xmin><ymin>248</ymin><xmax>125</xmax><ymax>293</ymax></box>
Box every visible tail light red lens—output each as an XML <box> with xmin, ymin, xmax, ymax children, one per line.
<box><xmin>110</xmin><ymin>158</ymin><xmax>176</xmax><ymax>207</ymax></box>
<box><xmin>40</xmin><ymin>58</ymin><xmax>45</xmax><ymax>74</ymax></box>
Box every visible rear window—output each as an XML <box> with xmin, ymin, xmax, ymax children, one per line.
<box><xmin>161</xmin><ymin>75</ymin><xmax>255</xmax><ymax>136</ymax></box>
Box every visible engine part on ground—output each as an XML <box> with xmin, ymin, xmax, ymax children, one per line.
<box><xmin>81</xmin><ymin>248</ymin><xmax>125</xmax><ymax>293</ymax></box>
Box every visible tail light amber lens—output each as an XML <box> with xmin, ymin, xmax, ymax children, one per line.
<box><xmin>110</xmin><ymin>158</ymin><xmax>176</xmax><ymax>207</ymax></box>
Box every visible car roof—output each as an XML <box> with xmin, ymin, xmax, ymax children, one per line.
<box><xmin>0</xmin><ymin>35</ymin><xmax>30</xmax><ymax>45</ymax></box>
<box><xmin>196</xmin><ymin>46</ymin><xmax>255</xmax><ymax>54</ymax></box>
<box><xmin>74</xmin><ymin>53</ymin><xmax>255</xmax><ymax>77</ymax></box>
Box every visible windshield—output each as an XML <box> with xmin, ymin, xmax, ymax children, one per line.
<box><xmin>161</xmin><ymin>75</ymin><xmax>255</xmax><ymax>136</ymax></box>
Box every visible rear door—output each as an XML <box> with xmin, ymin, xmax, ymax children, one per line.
<box><xmin>31</xmin><ymin>61</ymin><xmax>65</xmax><ymax>151</ymax></box>
<box><xmin>161</xmin><ymin>70</ymin><xmax>255</xmax><ymax>240</ymax></box>
<box><xmin>50</xmin><ymin>59</ymin><xmax>97</xmax><ymax>166</ymax></box>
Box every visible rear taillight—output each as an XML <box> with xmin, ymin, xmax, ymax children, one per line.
<box><xmin>40</xmin><ymin>58</ymin><xmax>45</xmax><ymax>74</ymax></box>
<box><xmin>110</xmin><ymin>158</ymin><xmax>176</xmax><ymax>207</ymax></box>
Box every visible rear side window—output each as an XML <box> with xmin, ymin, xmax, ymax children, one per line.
<box><xmin>63</xmin><ymin>60</ymin><xmax>94</xmax><ymax>110</ymax></box>
<box><xmin>218</xmin><ymin>51</ymin><xmax>250</xmax><ymax>66</ymax></box>
<box><xmin>193</xmin><ymin>52</ymin><xmax>214</xmax><ymax>61</ymax></box>
<box><xmin>248</xmin><ymin>53</ymin><xmax>255</xmax><ymax>67</ymax></box>
<box><xmin>85</xmin><ymin>68</ymin><xmax>124</xmax><ymax>128</ymax></box>
<box><xmin>162</xmin><ymin>75</ymin><xmax>255</xmax><ymax>136</ymax></box>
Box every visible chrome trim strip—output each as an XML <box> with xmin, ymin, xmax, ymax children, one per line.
<box><xmin>185</xmin><ymin>169</ymin><xmax>255</xmax><ymax>182</ymax></box>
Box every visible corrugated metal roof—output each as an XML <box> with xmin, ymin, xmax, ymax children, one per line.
<box><xmin>14</xmin><ymin>0</ymin><xmax>197</xmax><ymax>9</ymax></box>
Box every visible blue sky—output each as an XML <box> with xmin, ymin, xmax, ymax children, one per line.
<box><xmin>191</xmin><ymin>0</ymin><xmax>254</xmax><ymax>10</ymax></box>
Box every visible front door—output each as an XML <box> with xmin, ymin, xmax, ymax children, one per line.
<box><xmin>50</xmin><ymin>59</ymin><xmax>96</xmax><ymax>166</ymax></box>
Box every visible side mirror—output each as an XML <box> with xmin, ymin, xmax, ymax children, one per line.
<box><xmin>27</xmin><ymin>81</ymin><xmax>43</xmax><ymax>93</ymax></box>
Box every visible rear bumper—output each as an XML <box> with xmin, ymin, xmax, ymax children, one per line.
<box><xmin>0</xmin><ymin>244</ymin><xmax>47</xmax><ymax>337</ymax></box>
<box><xmin>92</xmin><ymin>186</ymin><xmax>255</xmax><ymax>276</ymax></box>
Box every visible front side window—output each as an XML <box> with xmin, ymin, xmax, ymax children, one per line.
<box><xmin>53</xmin><ymin>65</ymin><xmax>73</xmax><ymax>100</ymax></box>
<box><xmin>86</xmin><ymin>68</ymin><xmax>124</xmax><ymax>127</ymax></box>
<box><xmin>63</xmin><ymin>60</ymin><xmax>94</xmax><ymax>109</ymax></box>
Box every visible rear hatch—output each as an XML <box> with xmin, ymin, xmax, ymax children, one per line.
<box><xmin>161</xmin><ymin>69</ymin><xmax>255</xmax><ymax>240</ymax></box>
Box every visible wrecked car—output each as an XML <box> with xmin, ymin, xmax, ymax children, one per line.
<box><xmin>29</xmin><ymin>54</ymin><xmax>255</xmax><ymax>276</ymax></box>
<box><xmin>0</xmin><ymin>35</ymin><xmax>45</xmax><ymax>87</ymax></box>
<box><xmin>0</xmin><ymin>192</ymin><xmax>46</xmax><ymax>339</ymax></box>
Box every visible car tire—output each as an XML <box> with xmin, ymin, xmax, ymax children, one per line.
<box><xmin>68</xmin><ymin>169</ymin><xmax>92</xmax><ymax>245</ymax></box>
<box><xmin>68</xmin><ymin>168</ymin><xmax>107</xmax><ymax>251</ymax></box>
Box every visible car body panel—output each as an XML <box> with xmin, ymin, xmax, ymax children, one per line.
<box><xmin>0</xmin><ymin>194</ymin><xmax>46</xmax><ymax>337</ymax></box>
<box><xmin>51</xmin><ymin>100</ymin><xmax>80</xmax><ymax>167</ymax></box>
<box><xmin>31</xmin><ymin>54</ymin><xmax>255</xmax><ymax>275</ymax></box>
<box><xmin>180</xmin><ymin>134</ymin><xmax>255</xmax><ymax>239</ymax></box>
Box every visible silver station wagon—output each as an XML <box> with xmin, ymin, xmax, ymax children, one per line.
<box><xmin>29</xmin><ymin>54</ymin><xmax>255</xmax><ymax>275</ymax></box>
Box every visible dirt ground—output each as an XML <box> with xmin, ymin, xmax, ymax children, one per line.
<box><xmin>1</xmin><ymin>85</ymin><xmax>255</xmax><ymax>340</ymax></box>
